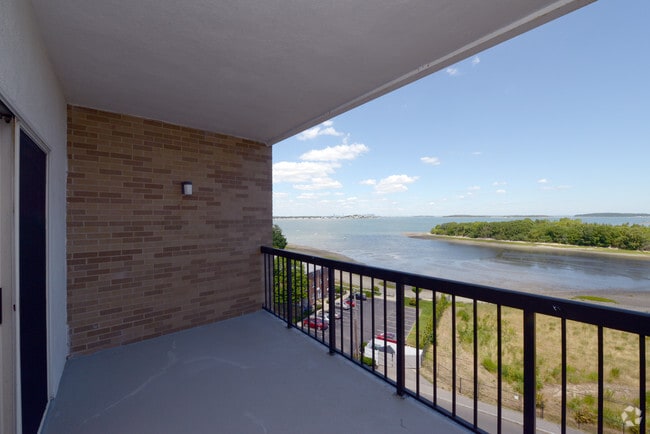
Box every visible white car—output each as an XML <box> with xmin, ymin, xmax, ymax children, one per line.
<box><xmin>363</xmin><ymin>338</ymin><xmax>423</xmax><ymax>368</ymax></box>
<box><xmin>322</xmin><ymin>310</ymin><xmax>341</xmax><ymax>321</ymax></box>
<box><xmin>334</xmin><ymin>300</ymin><xmax>350</xmax><ymax>310</ymax></box>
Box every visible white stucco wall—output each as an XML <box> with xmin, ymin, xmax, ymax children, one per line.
<box><xmin>0</xmin><ymin>0</ymin><xmax>68</xmax><ymax>400</ymax></box>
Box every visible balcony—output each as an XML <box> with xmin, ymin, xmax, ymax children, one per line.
<box><xmin>42</xmin><ymin>311</ymin><xmax>469</xmax><ymax>434</ymax></box>
<box><xmin>41</xmin><ymin>246</ymin><xmax>648</xmax><ymax>434</ymax></box>
<box><xmin>261</xmin><ymin>247</ymin><xmax>649</xmax><ymax>434</ymax></box>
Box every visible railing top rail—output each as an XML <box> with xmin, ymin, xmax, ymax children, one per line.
<box><xmin>261</xmin><ymin>246</ymin><xmax>650</xmax><ymax>336</ymax></box>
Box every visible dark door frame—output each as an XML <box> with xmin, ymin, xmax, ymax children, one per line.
<box><xmin>18</xmin><ymin>129</ymin><xmax>48</xmax><ymax>434</ymax></box>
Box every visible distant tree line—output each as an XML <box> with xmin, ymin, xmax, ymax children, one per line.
<box><xmin>430</xmin><ymin>218</ymin><xmax>650</xmax><ymax>251</ymax></box>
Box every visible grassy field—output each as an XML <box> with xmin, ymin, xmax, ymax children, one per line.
<box><xmin>410</xmin><ymin>298</ymin><xmax>648</xmax><ymax>433</ymax></box>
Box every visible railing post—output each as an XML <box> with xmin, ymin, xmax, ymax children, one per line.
<box><xmin>523</xmin><ymin>309</ymin><xmax>536</xmax><ymax>434</ymax></box>
<box><xmin>286</xmin><ymin>257</ymin><xmax>293</xmax><ymax>328</ymax></box>
<box><xmin>396</xmin><ymin>281</ymin><xmax>405</xmax><ymax>396</ymax></box>
<box><xmin>328</xmin><ymin>267</ymin><xmax>336</xmax><ymax>354</ymax></box>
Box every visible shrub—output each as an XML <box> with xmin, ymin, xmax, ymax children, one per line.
<box><xmin>482</xmin><ymin>357</ymin><xmax>497</xmax><ymax>373</ymax></box>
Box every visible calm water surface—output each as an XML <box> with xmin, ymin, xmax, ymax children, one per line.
<box><xmin>273</xmin><ymin>216</ymin><xmax>650</xmax><ymax>295</ymax></box>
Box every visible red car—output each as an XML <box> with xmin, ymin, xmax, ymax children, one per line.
<box><xmin>304</xmin><ymin>317</ymin><xmax>328</xmax><ymax>330</ymax></box>
<box><xmin>376</xmin><ymin>332</ymin><xmax>397</xmax><ymax>343</ymax></box>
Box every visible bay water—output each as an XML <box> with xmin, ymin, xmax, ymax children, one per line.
<box><xmin>273</xmin><ymin>216</ymin><xmax>650</xmax><ymax>296</ymax></box>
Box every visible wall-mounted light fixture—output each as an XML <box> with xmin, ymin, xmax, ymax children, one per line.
<box><xmin>181</xmin><ymin>181</ymin><xmax>193</xmax><ymax>196</ymax></box>
<box><xmin>0</xmin><ymin>99</ymin><xmax>14</xmax><ymax>124</ymax></box>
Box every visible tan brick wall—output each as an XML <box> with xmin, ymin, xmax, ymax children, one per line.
<box><xmin>66</xmin><ymin>106</ymin><xmax>272</xmax><ymax>355</ymax></box>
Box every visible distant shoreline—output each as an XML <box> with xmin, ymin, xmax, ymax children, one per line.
<box><xmin>406</xmin><ymin>233</ymin><xmax>650</xmax><ymax>261</ymax></box>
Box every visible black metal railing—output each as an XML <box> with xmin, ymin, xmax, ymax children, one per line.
<box><xmin>261</xmin><ymin>246</ymin><xmax>649</xmax><ymax>434</ymax></box>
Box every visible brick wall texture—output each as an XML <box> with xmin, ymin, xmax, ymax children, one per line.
<box><xmin>66</xmin><ymin>106</ymin><xmax>272</xmax><ymax>355</ymax></box>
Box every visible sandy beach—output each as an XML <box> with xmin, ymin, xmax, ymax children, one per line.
<box><xmin>406</xmin><ymin>232</ymin><xmax>650</xmax><ymax>261</ymax></box>
<box><xmin>285</xmin><ymin>239</ymin><xmax>650</xmax><ymax>313</ymax></box>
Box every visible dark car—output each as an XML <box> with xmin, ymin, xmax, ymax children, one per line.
<box><xmin>353</xmin><ymin>292</ymin><xmax>367</xmax><ymax>301</ymax></box>
<box><xmin>376</xmin><ymin>331</ymin><xmax>397</xmax><ymax>343</ymax></box>
<box><xmin>304</xmin><ymin>317</ymin><xmax>328</xmax><ymax>330</ymax></box>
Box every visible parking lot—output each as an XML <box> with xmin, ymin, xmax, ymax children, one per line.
<box><xmin>301</xmin><ymin>295</ymin><xmax>418</xmax><ymax>358</ymax></box>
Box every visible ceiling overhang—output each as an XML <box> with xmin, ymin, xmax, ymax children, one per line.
<box><xmin>30</xmin><ymin>0</ymin><xmax>594</xmax><ymax>145</ymax></box>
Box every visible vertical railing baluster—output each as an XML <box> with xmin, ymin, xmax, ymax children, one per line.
<box><xmin>380</xmin><ymin>279</ymin><xmax>388</xmax><ymax>377</ymax></box>
<box><xmin>396</xmin><ymin>280</ymin><xmax>405</xmax><ymax>396</ymax></box>
<box><xmin>452</xmin><ymin>294</ymin><xmax>457</xmax><ymax>416</ymax></box>
<box><xmin>328</xmin><ymin>266</ymin><xmax>336</xmax><ymax>354</ymax></box>
<box><xmin>319</xmin><ymin>263</ymin><xmax>325</xmax><ymax>341</ymax></box>
<box><xmin>523</xmin><ymin>309</ymin><xmax>536</xmax><ymax>434</ymax></box>
<box><xmin>415</xmin><ymin>286</ymin><xmax>420</xmax><ymax>397</ymax></box>
<box><xmin>597</xmin><ymin>326</ymin><xmax>604</xmax><ymax>434</ymax></box>
<box><xmin>348</xmin><ymin>271</ymin><xmax>353</xmax><ymax>358</ymax></box>
<box><xmin>561</xmin><ymin>318</ymin><xmax>567</xmax><ymax>434</ymax></box>
<box><xmin>286</xmin><ymin>257</ymin><xmax>293</xmax><ymax>328</ymax></box>
<box><xmin>640</xmin><ymin>334</ymin><xmax>646</xmax><ymax>434</ymax></box>
<box><xmin>371</xmin><ymin>277</ymin><xmax>376</xmax><ymax>371</ymax></box>
<box><xmin>357</xmin><ymin>274</ymin><xmax>363</xmax><ymax>365</ymax></box>
<box><xmin>497</xmin><ymin>304</ymin><xmax>502</xmax><ymax>434</ymax></box>
<box><xmin>339</xmin><ymin>269</ymin><xmax>344</xmax><ymax>351</ymax></box>
<box><xmin>263</xmin><ymin>253</ymin><xmax>268</xmax><ymax>310</ymax></box>
<box><xmin>433</xmin><ymin>291</ymin><xmax>438</xmax><ymax>405</ymax></box>
<box><xmin>473</xmin><ymin>299</ymin><xmax>478</xmax><ymax>428</ymax></box>
<box><xmin>275</xmin><ymin>255</ymin><xmax>281</xmax><ymax>318</ymax></box>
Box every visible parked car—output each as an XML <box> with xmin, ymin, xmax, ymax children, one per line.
<box><xmin>303</xmin><ymin>317</ymin><xmax>328</xmax><ymax>330</ymax></box>
<box><xmin>334</xmin><ymin>300</ymin><xmax>350</xmax><ymax>310</ymax></box>
<box><xmin>363</xmin><ymin>338</ymin><xmax>423</xmax><ymax>368</ymax></box>
<box><xmin>334</xmin><ymin>298</ymin><xmax>355</xmax><ymax>309</ymax></box>
<box><xmin>375</xmin><ymin>331</ymin><xmax>397</xmax><ymax>343</ymax></box>
<box><xmin>322</xmin><ymin>310</ymin><xmax>341</xmax><ymax>321</ymax></box>
<box><xmin>353</xmin><ymin>292</ymin><xmax>367</xmax><ymax>301</ymax></box>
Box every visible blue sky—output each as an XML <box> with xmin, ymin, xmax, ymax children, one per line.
<box><xmin>272</xmin><ymin>0</ymin><xmax>650</xmax><ymax>217</ymax></box>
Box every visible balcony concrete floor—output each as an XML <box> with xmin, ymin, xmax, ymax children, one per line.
<box><xmin>42</xmin><ymin>311</ymin><xmax>469</xmax><ymax>434</ymax></box>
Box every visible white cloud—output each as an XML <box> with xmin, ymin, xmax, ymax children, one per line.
<box><xmin>542</xmin><ymin>184</ymin><xmax>572</xmax><ymax>191</ymax></box>
<box><xmin>496</xmin><ymin>189</ymin><xmax>507</xmax><ymax>194</ymax></box>
<box><xmin>472</xmin><ymin>151</ymin><xmax>482</xmax><ymax>155</ymax></box>
<box><xmin>297</xmin><ymin>120</ymin><xmax>343</xmax><ymax>140</ymax></box>
<box><xmin>492</xmin><ymin>181</ymin><xmax>507</xmax><ymax>186</ymax></box>
<box><xmin>360</xmin><ymin>179</ymin><xmax>377</xmax><ymax>186</ymax></box>
<box><xmin>468</xmin><ymin>186</ymin><xmax>481</xmax><ymax>191</ymax></box>
<box><xmin>294</xmin><ymin>177</ymin><xmax>342</xmax><ymax>191</ymax></box>
<box><xmin>273</xmin><ymin>192</ymin><xmax>289</xmax><ymax>198</ymax></box>
<box><xmin>374</xmin><ymin>174</ymin><xmax>418</xmax><ymax>194</ymax></box>
<box><xmin>272</xmin><ymin>161</ymin><xmax>338</xmax><ymax>183</ymax></box>
<box><xmin>537</xmin><ymin>178</ymin><xmax>548</xmax><ymax>184</ymax></box>
<box><xmin>420</xmin><ymin>156</ymin><xmax>441</xmax><ymax>166</ymax></box>
<box><xmin>300</xmin><ymin>143</ymin><xmax>368</xmax><ymax>162</ymax></box>
<box><xmin>472</xmin><ymin>56</ymin><xmax>481</xmax><ymax>66</ymax></box>
<box><xmin>446</xmin><ymin>67</ymin><xmax>459</xmax><ymax>76</ymax></box>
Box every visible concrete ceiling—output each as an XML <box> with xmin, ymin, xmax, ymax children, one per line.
<box><xmin>30</xmin><ymin>0</ymin><xmax>593</xmax><ymax>145</ymax></box>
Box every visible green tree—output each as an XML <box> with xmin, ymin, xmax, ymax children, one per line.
<box><xmin>430</xmin><ymin>219</ymin><xmax>650</xmax><ymax>251</ymax></box>
<box><xmin>273</xmin><ymin>257</ymin><xmax>310</xmax><ymax>320</ymax></box>
<box><xmin>272</xmin><ymin>224</ymin><xmax>287</xmax><ymax>249</ymax></box>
